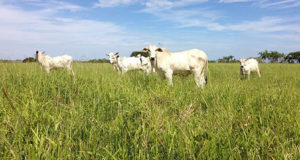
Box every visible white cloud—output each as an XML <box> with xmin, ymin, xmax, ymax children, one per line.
<box><xmin>140</xmin><ymin>0</ymin><xmax>300</xmax><ymax>34</ymax></box>
<box><xmin>0</xmin><ymin>4</ymin><xmax>121</xmax><ymax>43</ymax></box>
<box><xmin>219</xmin><ymin>0</ymin><xmax>252</xmax><ymax>3</ymax></box>
<box><xmin>1</xmin><ymin>0</ymin><xmax>85</xmax><ymax>12</ymax></box>
<box><xmin>257</xmin><ymin>0</ymin><xmax>300</xmax><ymax>8</ymax></box>
<box><xmin>93</xmin><ymin>0</ymin><xmax>138</xmax><ymax>8</ymax></box>
<box><xmin>40</xmin><ymin>1</ymin><xmax>85</xmax><ymax>12</ymax></box>
<box><xmin>227</xmin><ymin>17</ymin><xmax>300</xmax><ymax>33</ymax></box>
<box><xmin>145</xmin><ymin>0</ymin><xmax>207</xmax><ymax>8</ymax></box>
<box><xmin>140</xmin><ymin>0</ymin><xmax>222</xmax><ymax>30</ymax></box>
<box><xmin>93</xmin><ymin>0</ymin><xmax>208</xmax><ymax>8</ymax></box>
<box><xmin>0</xmin><ymin>3</ymin><xmax>149</xmax><ymax>59</ymax></box>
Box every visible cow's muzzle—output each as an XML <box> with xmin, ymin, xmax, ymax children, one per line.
<box><xmin>150</xmin><ymin>57</ymin><xmax>155</xmax><ymax>61</ymax></box>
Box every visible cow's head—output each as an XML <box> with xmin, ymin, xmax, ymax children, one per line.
<box><xmin>239</xmin><ymin>59</ymin><xmax>246</xmax><ymax>75</ymax></box>
<box><xmin>140</xmin><ymin>55</ymin><xmax>150</xmax><ymax>66</ymax></box>
<box><xmin>107</xmin><ymin>52</ymin><xmax>119</xmax><ymax>64</ymax></box>
<box><xmin>142</xmin><ymin>45</ymin><xmax>163</xmax><ymax>61</ymax></box>
<box><xmin>35</xmin><ymin>50</ymin><xmax>45</xmax><ymax>60</ymax></box>
<box><xmin>239</xmin><ymin>59</ymin><xmax>246</xmax><ymax>68</ymax></box>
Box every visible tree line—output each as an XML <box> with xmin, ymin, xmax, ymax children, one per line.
<box><xmin>217</xmin><ymin>50</ymin><xmax>300</xmax><ymax>63</ymax></box>
<box><xmin>258</xmin><ymin>50</ymin><xmax>300</xmax><ymax>63</ymax></box>
<box><xmin>21</xmin><ymin>57</ymin><xmax>110</xmax><ymax>63</ymax></box>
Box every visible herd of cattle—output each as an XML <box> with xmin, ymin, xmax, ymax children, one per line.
<box><xmin>35</xmin><ymin>44</ymin><xmax>261</xmax><ymax>88</ymax></box>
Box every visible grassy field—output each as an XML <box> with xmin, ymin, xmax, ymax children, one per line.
<box><xmin>0</xmin><ymin>62</ymin><xmax>299</xmax><ymax>159</ymax></box>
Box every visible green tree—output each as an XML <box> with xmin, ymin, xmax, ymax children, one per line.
<box><xmin>130</xmin><ymin>51</ymin><xmax>149</xmax><ymax>57</ymax></box>
<box><xmin>285</xmin><ymin>51</ymin><xmax>300</xmax><ymax>63</ymax></box>
<box><xmin>269</xmin><ymin>51</ymin><xmax>285</xmax><ymax>63</ymax></box>
<box><xmin>88</xmin><ymin>59</ymin><xmax>109</xmax><ymax>63</ymax></box>
<box><xmin>258</xmin><ymin>50</ymin><xmax>284</xmax><ymax>63</ymax></box>
<box><xmin>258</xmin><ymin>50</ymin><xmax>270</xmax><ymax>62</ymax></box>
<box><xmin>23</xmin><ymin>57</ymin><xmax>36</xmax><ymax>63</ymax></box>
<box><xmin>218</xmin><ymin>55</ymin><xmax>235</xmax><ymax>63</ymax></box>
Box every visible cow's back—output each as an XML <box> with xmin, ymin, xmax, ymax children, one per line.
<box><xmin>245</xmin><ymin>59</ymin><xmax>259</xmax><ymax>71</ymax></box>
<box><xmin>166</xmin><ymin>49</ymin><xmax>207</xmax><ymax>71</ymax></box>
<box><xmin>119</xmin><ymin>57</ymin><xmax>141</xmax><ymax>70</ymax></box>
<box><xmin>52</xmin><ymin>55</ymin><xmax>72</xmax><ymax>67</ymax></box>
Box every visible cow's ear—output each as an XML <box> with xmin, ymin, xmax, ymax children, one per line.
<box><xmin>142</xmin><ymin>48</ymin><xmax>149</xmax><ymax>52</ymax></box>
<box><xmin>115</xmin><ymin>52</ymin><xmax>119</xmax><ymax>55</ymax></box>
<box><xmin>156</xmin><ymin>48</ymin><xmax>163</xmax><ymax>52</ymax></box>
<box><xmin>117</xmin><ymin>55</ymin><xmax>119</xmax><ymax>58</ymax></box>
<box><xmin>42</xmin><ymin>51</ymin><xmax>46</xmax><ymax>54</ymax></box>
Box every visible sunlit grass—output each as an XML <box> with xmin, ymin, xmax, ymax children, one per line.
<box><xmin>0</xmin><ymin>62</ymin><xmax>299</xmax><ymax>159</ymax></box>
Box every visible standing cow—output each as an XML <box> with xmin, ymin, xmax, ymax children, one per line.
<box><xmin>35</xmin><ymin>51</ymin><xmax>74</xmax><ymax>75</ymax></box>
<box><xmin>107</xmin><ymin>52</ymin><xmax>151</xmax><ymax>74</ymax></box>
<box><xmin>142</xmin><ymin>45</ymin><xmax>208</xmax><ymax>88</ymax></box>
<box><xmin>239</xmin><ymin>58</ymin><xmax>261</xmax><ymax>80</ymax></box>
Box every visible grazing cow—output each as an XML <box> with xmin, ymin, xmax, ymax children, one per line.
<box><xmin>35</xmin><ymin>51</ymin><xmax>73</xmax><ymax>74</ymax></box>
<box><xmin>142</xmin><ymin>45</ymin><xmax>208</xmax><ymax>88</ymax></box>
<box><xmin>239</xmin><ymin>58</ymin><xmax>261</xmax><ymax>80</ymax></box>
<box><xmin>107</xmin><ymin>52</ymin><xmax>151</xmax><ymax>74</ymax></box>
<box><xmin>107</xmin><ymin>52</ymin><xmax>120</xmax><ymax>71</ymax></box>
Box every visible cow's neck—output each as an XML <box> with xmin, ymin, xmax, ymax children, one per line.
<box><xmin>155</xmin><ymin>52</ymin><xmax>170</xmax><ymax>68</ymax></box>
<box><xmin>116</xmin><ymin>56</ymin><xmax>120</xmax><ymax>65</ymax></box>
<box><xmin>37</xmin><ymin>54</ymin><xmax>44</xmax><ymax>64</ymax></box>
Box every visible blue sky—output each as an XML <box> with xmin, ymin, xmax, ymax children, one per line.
<box><xmin>0</xmin><ymin>0</ymin><xmax>299</xmax><ymax>60</ymax></box>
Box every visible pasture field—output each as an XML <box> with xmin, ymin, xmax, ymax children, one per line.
<box><xmin>0</xmin><ymin>62</ymin><xmax>299</xmax><ymax>159</ymax></box>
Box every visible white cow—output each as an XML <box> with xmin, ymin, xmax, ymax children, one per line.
<box><xmin>139</xmin><ymin>55</ymin><xmax>153</xmax><ymax>74</ymax></box>
<box><xmin>142</xmin><ymin>45</ymin><xmax>208</xmax><ymax>88</ymax></box>
<box><xmin>107</xmin><ymin>52</ymin><xmax>151</xmax><ymax>74</ymax></box>
<box><xmin>107</xmin><ymin>52</ymin><xmax>120</xmax><ymax>71</ymax></box>
<box><xmin>239</xmin><ymin>58</ymin><xmax>261</xmax><ymax>80</ymax></box>
<box><xmin>35</xmin><ymin>51</ymin><xmax>73</xmax><ymax>74</ymax></box>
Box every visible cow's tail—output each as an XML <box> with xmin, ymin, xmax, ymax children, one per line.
<box><xmin>203</xmin><ymin>59</ymin><xmax>209</xmax><ymax>84</ymax></box>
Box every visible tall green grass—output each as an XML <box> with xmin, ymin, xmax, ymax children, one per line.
<box><xmin>0</xmin><ymin>62</ymin><xmax>299</xmax><ymax>159</ymax></box>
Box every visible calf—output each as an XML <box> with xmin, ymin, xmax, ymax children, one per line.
<box><xmin>239</xmin><ymin>58</ymin><xmax>261</xmax><ymax>80</ymax></box>
<box><xmin>107</xmin><ymin>52</ymin><xmax>150</xmax><ymax>74</ymax></box>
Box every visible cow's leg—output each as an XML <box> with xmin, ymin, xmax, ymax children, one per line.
<box><xmin>146</xmin><ymin>67</ymin><xmax>151</xmax><ymax>75</ymax></box>
<box><xmin>194</xmin><ymin>69</ymin><xmax>205</xmax><ymax>89</ymax></box>
<box><xmin>240</xmin><ymin>68</ymin><xmax>245</xmax><ymax>80</ymax></box>
<box><xmin>44</xmin><ymin>67</ymin><xmax>50</xmax><ymax>74</ymax></box>
<box><xmin>193</xmin><ymin>70</ymin><xmax>201</xmax><ymax>88</ymax></box>
<box><xmin>247</xmin><ymin>71</ymin><xmax>251</xmax><ymax>80</ymax></box>
<box><xmin>70</xmin><ymin>68</ymin><xmax>74</xmax><ymax>75</ymax></box>
<box><xmin>67</xmin><ymin>68</ymin><xmax>74</xmax><ymax>75</ymax></box>
<box><xmin>152</xmin><ymin>67</ymin><xmax>156</xmax><ymax>73</ymax></box>
<box><xmin>121</xmin><ymin>69</ymin><xmax>127</xmax><ymax>75</ymax></box>
<box><xmin>119</xmin><ymin>66</ymin><xmax>127</xmax><ymax>75</ymax></box>
<box><xmin>257</xmin><ymin>68</ymin><xmax>261</xmax><ymax>77</ymax></box>
<box><xmin>200</xmin><ymin>71</ymin><xmax>205</xmax><ymax>89</ymax></box>
<box><xmin>67</xmin><ymin>65</ymin><xmax>74</xmax><ymax>75</ymax></box>
<box><xmin>164</xmin><ymin>70</ymin><xmax>173</xmax><ymax>86</ymax></box>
